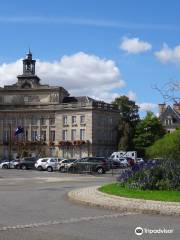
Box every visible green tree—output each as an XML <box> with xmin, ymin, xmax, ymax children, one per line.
<box><xmin>133</xmin><ymin>112</ymin><xmax>166</xmax><ymax>156</ymax></box>
<box><xmin>146</xmin><ymin>128</ymin><xmax>180</xmax><ymax>161</ymax></box>
<box><xmin>112</xmin><ymin>96</ymin><xmax>139</xmax><ymax>150</ymax></box>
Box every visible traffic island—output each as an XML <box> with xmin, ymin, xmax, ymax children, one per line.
<box><xmin>68</xmin><ymin>186</ymin><xmax>180</xmax><ymax>216</ymax></box>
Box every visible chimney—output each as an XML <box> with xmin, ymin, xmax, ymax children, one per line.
<box><xmin>158</xmin><ymin>103</ymin><xmax>166</xmax><ymax>115</ymax></box>
<box><xmin>173</xmin><ymin>103</ymin><xmax>180</xmax><ymax>113</ymax></box>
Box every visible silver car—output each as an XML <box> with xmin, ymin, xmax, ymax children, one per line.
<box><xmin>0</xmin><ymin>160</ymin><xmax>20</xmax><ymax>169</ymax></box>
<box><xmin>45</xmin><ymin>158</ymin><xmax>64</xmax><ymax>172</ymax></box>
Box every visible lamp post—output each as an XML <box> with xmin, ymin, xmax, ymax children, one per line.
<box><xmin>8</xmin><ymin>123</ymin><xmax>12</xmax><ymax>167</ymax></box>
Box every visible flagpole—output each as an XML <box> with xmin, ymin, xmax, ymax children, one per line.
<box><xmin>8</xmin><ymin>123</ymin><xmax>12</xmax><ymax>166</ymax></box>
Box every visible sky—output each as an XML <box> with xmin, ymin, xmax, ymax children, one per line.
<box><xmin>0</xmin><ymin>0</ymin><xmax>180</xmax><ymax>117</ymax></box>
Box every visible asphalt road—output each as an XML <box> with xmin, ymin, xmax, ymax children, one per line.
<box><xmin>0</xmin><ymin>169</ymin><xmax>179</xmax><ymax>240</ymax></box>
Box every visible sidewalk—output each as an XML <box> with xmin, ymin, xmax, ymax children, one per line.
<box><xmin>68</xmin><ymin>186</ymin><xmax>180</xmax><ymax>216</ymax></box>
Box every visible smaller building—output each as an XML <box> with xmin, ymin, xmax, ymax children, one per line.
<box><xmin>159</xmin><ymin>103</ymin><xmax>180</xmax><ymax>132</ymax></box>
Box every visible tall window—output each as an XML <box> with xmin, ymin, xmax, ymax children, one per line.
<box><xmin>3</xmin><ymin>131</ymin><xmax>8</xmax><ymax>142</ymax></box>
<box><xmin>80</xmin><ymin>129</ymin><xmax>85</xmax><ymax>140</ymax></box>
<box><xmin>32</xmin><ymin>131</ymin><xmax>37</xmax><ymax>141</ymax></box>
<box><xmin>50</xmin><ymin>130</ymin><xmax>55</xmax><ymax>141</ymax></box>
<box><xmin>72</xmin><ymin>116</ymin><xmax>76</xmax><ymax>125</ymax></box>
<box><xmin>31</xmin><ymin>117</ymin><xmax>38</xmax><ymax>125</ymax></box>
<box><xmin>25</xmin><ymin>130</ymin><xmax>28</xmax><ymax>141</ymax></box>
<box><xmin>71</xmin><ymin>129</ymin><xmax>76</xmax><ymax>140</ymax></box>
<box><xmin>80</xmin><ymin>115</ymin><xmax>85</xmax><ymax>124</ymax></box>
<box><xmin>62</xmin><ymin>130</ymin><xmax>68</xmax><ymax>141</ymax></box>
<box><xmin>40</xmin><ymin>118</ymin><xmax>46</xmax><ymax>125</ymax></box>
<box><xmin>63</xmin><ymin>115</ymin><xmax>68</xmax><ymax>125</ymax></box>
<box><xmin>49</xmin><ymin>118</ymin><xmax>55</xmax><ymax>125</ymax></box>
<box><xmin>41</xmin><ymin>131</ymin><xmax>46</xmax><ymax>141</ymax></box>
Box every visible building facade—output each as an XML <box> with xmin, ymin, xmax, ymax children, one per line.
<box><xmin>159</xmin><ymin>103</ymin><xmax>180</xmax><ymax>132</ymax></box>
<box><xmin>0</xmin><ymin>51</ymin><xmax>120</xmax><ymax>159</ymax></box>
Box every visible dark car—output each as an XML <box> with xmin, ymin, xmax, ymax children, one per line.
<box><xmin>68</xmin><ymin>157</ymin><xmax>110</xmax><ymax>174</ymax></box>
<box><xmin>17</xmin><ymin>157</ymin><xmax>37</xmax><ymax>170</ymax></box>
<box><xmin>107</xmin><ymin>158</ymin><xmax>121</xmax><ymax>169</ymax></box>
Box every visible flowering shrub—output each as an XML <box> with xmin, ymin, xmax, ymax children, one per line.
<box><xmin>117</xmin><ymin>160</ymin><xmax>180</xmax><ymax>191</ymax></box>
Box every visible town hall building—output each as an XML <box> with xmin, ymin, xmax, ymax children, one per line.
<box><xmin>0</xmin><ymin>51</ymin><xmax>119</xmax><ymax>159</ymax></box>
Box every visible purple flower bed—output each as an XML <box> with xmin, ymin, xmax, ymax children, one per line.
<box><xmin>117</xmin><ymin>160</ymin><xmax>180</xmax><ymax>190</ymax></box>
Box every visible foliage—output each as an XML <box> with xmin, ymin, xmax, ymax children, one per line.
<box><xmin>133</xmin><ymin>112</ymin><xmax>166</xmax><ymax>156</ymax></box>
<box><xmin>112</xmin><ymin>96</ymin><xmax>139</xmax><ymax>150</ymax></box>
<box><xmin>146</xmin><ymin>129</ymin><xmax>180</xmax><ymax>161</ymax></box>
<box><xmin>117</xmin><ymin>160</ymin><xmax>180</xmax><ymax>191</ymax></box>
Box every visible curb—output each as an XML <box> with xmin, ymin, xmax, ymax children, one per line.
<box><xmin>68</xmin><ymin>186</ymin><xmax>180</xmax><ymax>216</ymax></box>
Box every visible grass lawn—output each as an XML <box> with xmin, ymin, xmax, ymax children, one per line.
<box><xmin>99</xmin><ymin>183</ymin><xmax>180</xmax><ymax>202</ymax></box>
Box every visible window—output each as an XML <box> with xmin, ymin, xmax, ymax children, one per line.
<box><xmin>71</xmin><ymin>129</ymin><xmax>76</xmax><ymax>140</ymax></box>
<box><xmin>41</xmin><ymin>131</ymin><xmax>46</xmax><ymax>141</ymax></box>
<box><xmin>41</xmin><ymin>159</ymin><xmax>48</xmax><ymax>162</ymax></box>
<box><xmin>31</xmin><ymin>117</ymin><xmax>38</xmax><ymax>125</ymax></box>
<box><xmin>25</xmin><ymin>130</ymin><xmax>28</xmax><ymax>141</ymax></box>
<box><xmin>40</xmin><ymin>118</ymin><xmax>46</xmax><ymax>125</ymax></box>
<box><xmin>50</xmin><ymin>130</ymin><xmax>55</xmax><ymax>141</ymax></box>
<box><xmin>49</xmin><ymin>118</ymin><xmax>55</xmax><ymax>125</ymax></box>
<box><xmin>50</xmin><ymin>159</ymin><xmax>56</xmax><ymax>163</ymax></box>
<box><xmin>80</xmin><ymin>115</ymin><xmax>85</xmax><ymax>124</ymax></box>
<box><xmin>72</xmin><ymin>116</ymin><xmax>76</xmax><ymax>125</ymax></box>
<box><xmin>80</xmin><ymin>129</ymin><xmax>85</xmax><ymax>140</ymax></box>
<box><xmin>63</xmin><ymin>115</ymin><xmax>68</xmax><ymax>125</ymax></box>
<box><xmin>32</xmin><ymin>131</ymin><xmax>37</xmax><ymax>141</ymax></box>
<box><xmin>62</xmin><ymin>130</ymin><xmax>68</xmax><ymax>141</ymax></box>
<box><xmin>165</xmin><ymin>118</ymin><xmax>172</xmax><ymax>125</ymax></box>
<box><xmin>3</xmin><ymin>131</ymin><xmax>8</xmax><ymax>142</ymax></box>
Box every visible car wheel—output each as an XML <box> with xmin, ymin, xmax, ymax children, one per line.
<box><xmin>2</xmin><ymin>164</ymin><xmax>8</xmax><ymax>169</ymax></box>
<box><xmin>37</xmin><ymin>166</ymin><xmax>43</xmax><ymax>171</ymax></box>
<box><xmin>21</xmin><ymin>165</ymin><xmax>27</xmax><ymax>170</ymax></box>
<box><xmin>96</xmin><ymin>167</ymin><xmax>104</xmax><ymax>174</ymax></box>
<box><xmin>47</xmin><ymin>166</ymin><xmax>53</xmax><ymax>172</ymax></box>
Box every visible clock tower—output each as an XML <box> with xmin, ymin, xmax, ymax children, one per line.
<box><xmin>17</xmin><ymin>50</ymin><xmax>41</xmax><ymax>88</ymax></box>
<box><xmin>23</xmin><ymin>49</ymin><xmax>36</xmax><ymax>75</ymax></box>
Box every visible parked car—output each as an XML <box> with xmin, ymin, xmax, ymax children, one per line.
<box><xmin>58</xmin><ymin>159</ymin><xmax>76</xmax><ymax>172</ymax></box>
<box><xmin>45</xmin><ymin>158</ymin><xmax>64</xmax><ymax>172</ymax></box>
<box><xmin>118</xmin><ymin>158</ymin><xmax>129</xmax><ymax>168</ymax></box>
<box><xmin>0</xmin><ymin>159</ymin><xmax>20</xmax><ymax>169</ymax></box>
<box><xmin>35</xmin><ymin>158</ymin><xmax>49</xmax><ymax>171</ymax></box>
<box><xmin>17</xmin><ymin>157</ymin><xmax>37</xmax><ymax>170</ymax></box>
<box><xmin>67</xmin><ymin>157</ymin><xmax>110</xmax><ymax>174</ymax></box>
<box><xmin>107</xmin><ymin>158</ymin><xmax>121</xmax><ymax>169</ymax></box>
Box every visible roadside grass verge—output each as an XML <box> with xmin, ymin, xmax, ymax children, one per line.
<box><xmin>99</xmin><ymin>183</ymin><xmax>180</xmax><ymax>202</ymax></box>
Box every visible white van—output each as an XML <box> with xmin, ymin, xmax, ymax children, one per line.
<box><xmin>110</xmin><ymin>151</ymin><xmax>137</xmax><ymax>161</ymax></box>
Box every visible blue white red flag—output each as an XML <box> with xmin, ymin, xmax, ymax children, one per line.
<box><xmin>15</xmin><ymin>126</ymin><xmax>24</xmax><ymax>136</ymax></box>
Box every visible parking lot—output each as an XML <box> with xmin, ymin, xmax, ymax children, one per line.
<box><xmin>0</xmin><ymin>169</ymin><xmax>180</xmax><ymax>240</ymax></box>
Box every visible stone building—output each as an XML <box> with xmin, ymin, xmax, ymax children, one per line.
<box><xmin>159</xmin><ymin>103</ymin><xmax>180</xmax><ymax>132</ymax></box>
<box><xmin>0</xmin><ymin>51</ymin><xmax>119</xmax><ymax>159</ymax></box>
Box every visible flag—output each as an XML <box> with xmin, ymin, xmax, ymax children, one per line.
<box><xmin>15</xmin><ymin>126</ymin><xmax>24</xmax><ymax>136</ymax></box>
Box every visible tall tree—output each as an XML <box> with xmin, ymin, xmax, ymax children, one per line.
<box><xmin>112</xmin><ymin>96</ymin><xmax>139</xmax><ymax>150</ymax></box>
<box><xmin>146</xmin><ymin>128</ymin><xmax>180</xmax><ymax>161</ymax></box>
<box><xmin>133</xmin><ymin>111</ymin><xmax>166</xmax><ymax>156</ymax></box>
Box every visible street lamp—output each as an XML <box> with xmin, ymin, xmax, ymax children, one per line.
<box><xmin>8</xmin><ymin>123</ymin><xmax>12</xmax><ymax>168</ymax></box>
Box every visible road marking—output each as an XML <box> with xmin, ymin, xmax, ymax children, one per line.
<box><xmin>0</xmin><ymin>212</ymin><xmax>138</xmax><ymax>231</ymax></box>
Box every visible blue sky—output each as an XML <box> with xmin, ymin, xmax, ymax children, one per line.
<box><xmin>0</xmin><ymin>0</ymin><xmax>180</xmax><ymax>116</ymax></box>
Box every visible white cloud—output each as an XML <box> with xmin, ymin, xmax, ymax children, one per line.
<box><xmin>126</xmin><ymin>91</ymin><xmax>137</xmax><ymax>101</ymax></box>
<box><xmin>155</xmin><ymin>43</ymin><xmax>180</xmax><ymax>63</ymax></box>
<box><xmin>120</xmin><ymin>37</ymin><xmax>152</xmax><ymax>54</ymax></box>
<box><xmin>0</xmin><ymin>52</ymin><xmax>125</xmax><ymax>103</ymax></box>
<box><xmin>138</xmin><ymin>102</ymin><xmax>157</xmax><ymax>112</ymax></box>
